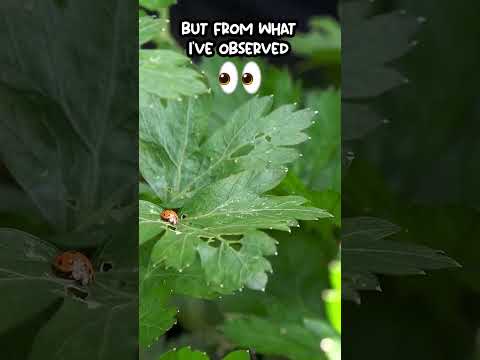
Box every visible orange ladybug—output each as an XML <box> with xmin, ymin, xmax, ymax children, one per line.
<box><xmin>52</xmin><ymin>251</ymin><xmax>94</xmax><ymax>286</ymax></box>
<box><xmin>160</xmin><ymin>209</ymin><xmax>179</xmax><ymax>226</ymax></box>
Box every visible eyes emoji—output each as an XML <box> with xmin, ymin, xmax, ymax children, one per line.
<box><xmin>218</xmin><ymin>61</ymin><xmax>238</xmax><ymax>94</ymax></box>
<box><xmin>160</xmin><ymin>209</ymin><xmax>179</xmax><ymax>226</ymax></box>
<box><xmin>241</xmin><ymin>61</ymin><xmax>261</xmax><ymax>94</ymax></box>
<box><xmin>218</xmin><ymin>61</ymin><xmax>261</xmax><ymax>95</ymax></box>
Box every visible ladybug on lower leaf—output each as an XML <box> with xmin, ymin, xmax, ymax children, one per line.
<box><xmin>160</xmin><ymin>209</ymin><xmax>179</xmax><ymax>226</ymax></box>
<box><xmin>52</xmin><ymin>251</ymin><xmax>94</xmax><ymax>286</ymax></box>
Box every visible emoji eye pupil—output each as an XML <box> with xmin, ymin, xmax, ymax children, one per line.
<box><xmin>242</xmin><ymin>73</ymin><xmax>253</xmax><ymax>85</ymax></box>
<box><xmin>219</xmin><ymin>73</ymin><xmax>230</xmax><ymax>85</ymax></box>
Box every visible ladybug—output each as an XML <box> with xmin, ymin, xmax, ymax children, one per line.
<box><xmin>52</xmin><ymin>251</ymin><xmax>94</xmax><ymax>286</ymax></box>
<box><xmin>160</xmin><ymin>209</ymin><xmax>179</xmax><ymax>226</ymax></box>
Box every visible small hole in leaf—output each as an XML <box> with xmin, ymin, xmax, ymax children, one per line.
<box><xmin>222</xmin><ymin>235</ymin><xmax>243</xmax><ymax>241</ymax></box>
<box><xmin>222</xmin><ymin>235</ymin><xmax>243</xmax><ymax>250</ymax></box>
<box><xmin>209</xmin><ymin>238</ymin><xmax>222</xmax><ymax>248</ymax></box>
<box><xmin>181</xmin><ymin>214</ymin><xmax>188</xmax><ymax>220</ymax></box>
<box><xmin>67</xmin><ymin>199</ymin><xmax>78</xmax><ymax>208</ymax></box>
<box><xmin>230</xmin><ymin>243</ymin><xmax>242</xmax><ymax>251</ymax></box>
<box><xmin>100</xmin><ymin>261</ymin><xmax>114</xmax><ymax>272</ymax></box>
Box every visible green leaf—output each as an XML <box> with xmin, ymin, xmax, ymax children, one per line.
<box><xmin>275</xmin><ymin>172</ymin><xmax>340</xmax><ymax>226</ymax></box>
<box><xmin>29</xmin><ymin>299</ymin><xmax>137</xmax><ymax>360</ymax></box>
<box><xmin>223</xmin><ymin>350</ymin><xmax>251</xmax><ymax>360</ymax></box>
<box><xmin>157</xmin><ymin>347</ymin><xmax>250</xmax><ymax>360</ymax></box>
<box><xmin>0</xmin><ymin>229</ymin><xmax>61</xmax><ymax>334</ymax></box>
<box><xmin>139</xmin><ymin>200</ymin><xmax>165</xmax><ymax>244</ymax></box>
<box><xmin>291</xmin><ymin>17</ymin><xmax>341</xmax><ymax>66</ymax></box>
<box><xmin>139</xmin><ymin>95</ymin><xmax>211</xmax><ymax>206</ymax></box>
<box><xmin>139</xmin><ymin>16</ymin><xmax>163</xmax><ymax>46</ymax></box>
<box><xmin>218</xmin><ymin>230</ymin><xmax>339</xmax><ymax>360</ymax></box>
<box><xmin>140</xmin><ymin>95</ymin><xmax>317</xmax><ymax>207</ymax></box>
<box><xmin>341</xmin><ymin>2</ymin><xmax>420</xmax><ymax>99</ymax></box>
<box><xmin>197</xmin><ymin>231</ymin><xmax>276</xmax><ymax>292</ymax></box>
<box><xmin>223</xmin><ymin>315</ymin><xmax>331</xmax><ymax>360</ymax></box>
<box><xmin>0</xmin><ymin>2</ymin><xmax>137</xmax><ymax>238</ymax></box>
<box><xmin>140</xmin><ymin>239</ymin><xmax>176</xmax><ymax>348</ymax></box>
<box><xmin>139</xmin><ymin>49</ymin><xmax>208</xmax><ymax>101</ymax></box>
<box><xmin>139</xmin><ymin>14</ymin><xmax>208</xmax><ymax>101</ymax></box>
<box><xmin>140</xmin><ymin>0</ymin><xmax>176</xmax><ymax>12</ymax></box>
<box><xmin>294</xmin><ymin>89</ymin><xmax>341</xmax><ymax>193</ymax></box>
<box><xmin>343</xmin><ymin>217</ymin><xmax>400</xmax><ymax>242</ymax></box>
<box><xmin>158</xmin><ymin>347</ymin><xmax>208</xmax><ymax>360</ymax></box>
<box><xmin>144</xmin><ymin>170</ymin><xmax>331</xmax><ymax>294</ymax></box>
<box><xmin>342</xmin><ymin>217</ymin><xmax>460</xmax><ymax>302</ymax></box>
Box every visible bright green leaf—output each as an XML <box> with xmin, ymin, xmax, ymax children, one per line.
<box><xmin>139</xmin><ymin>16</ymin><xmax>163</xmax><ymax>45</ymax></box>
<box><xmin>223</xmin><ymin>350</ymin><xmax>251</xmax><ymax>360</ymax></box>
<box><xmin>294</xmin><ymin>89</ymin><xmax>341</xmax><ymax>193</ymax></box>
<box><xmin>139</xmin><ymin>49</ymin><xmax>208</xmax><ymax>101</ymax></box>
<box><xmin>291</xmin><ymin>17</ymin><xmax>341</xmax><ymax>66</ymax></box>
<box><xmin>140</xmin><ymin>239</ymin><xmax>176</xmax><ymax>348</ymax></box>
<box><xmin>145</xmin><ymin>169</ymin><xmax>330</xmax><ymax>293</ymax></box>
<box><xmin>140</xmin><ymin>0</ymin><xmax>176</xmax><ymax>12</ymax></box>
<box><xmin>159</xmin><ymin>347</ymin><xmax>208</xmax><ymax>360</ymax></box>
<box><xmin>323</xmin><ymin>261</ymin><xmax>341</xmax><ymax>334</ymax></box>
<box><xmin>140</xmin><ymin>95</ymin><xmax>317</xmax><ymax>207</ymax></box>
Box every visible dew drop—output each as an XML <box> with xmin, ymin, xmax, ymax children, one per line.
<box><xmin>320</xmin><ymin>338</ymin><xmax>336</xmax><ymax>353</ymax></box>
<box><xmin>417</xmin><ymin>16</ymin><xmax>427</xmax><ymax>23</ymax></box>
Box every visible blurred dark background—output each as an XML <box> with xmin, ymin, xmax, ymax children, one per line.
<box><xmin>343</xmin><ymin>0</ymin><xmax>480</xmax><ymax>359</ymax></box>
